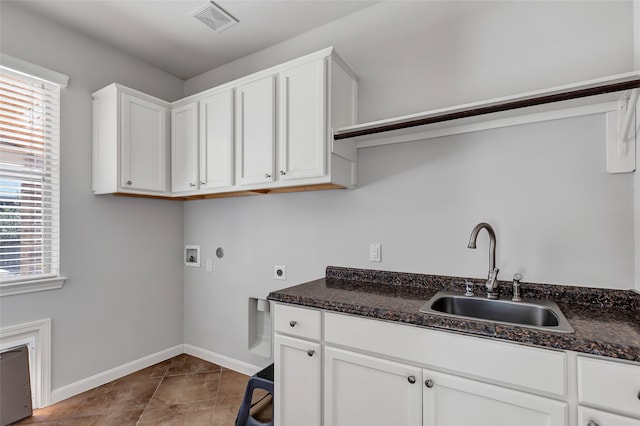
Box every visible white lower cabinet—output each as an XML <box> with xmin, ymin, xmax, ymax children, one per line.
<box><xmin>578</xmin><ymin>407</ymin><xmax>640</xmax><ymax>426</ymax></box>
<box><xmin>322</xmin><ymin>346</ymin><xmax>566</xmax><ymax>426</ymax></box>
<box><xmin>324</xmin><ymin>347</ymin><xmax>422</xmax><ymax>426</ymax></box>
<box><xmin>273</xmin><ymin>303</ymin><xmax>639</xmax><ymax>426</ymax></box>
<box><xmin>422</xmin><ymin>368</ymin><xmax>567</xmax><ymax>426</ymax></box>
<box><xmin>577</xmin><ymin>356</ymin><xmax>640</xmax><ymax>425</ymax></box>
<box><xmin>274</xmin><ymin>334</ymin><xmax>321</xmax><ymax>426</ymax></box>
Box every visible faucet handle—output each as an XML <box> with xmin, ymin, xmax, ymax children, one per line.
<box><xmin>463</xmin><ymin>281</ymin><xmax>475</xmax><ymax>297</ymax></box>
<box><xmin>490</xmin><ymin>268</ymin><xmax>500</xmax><ymax>281</ymax></box>
<box><xmin>513</xmin><ymin>273</ymin><xmax>523</xmax><ymax>282</ymax></box>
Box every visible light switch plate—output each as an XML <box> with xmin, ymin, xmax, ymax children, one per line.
<box><xmin>369</xmin><ymin>244</ymin><xmax>381</xmax><ymax>262</ymax></box>
<box><xmin>206</xmin><ymin>258</ymin><xmax>213</xmax><ymax>273</ymax></box>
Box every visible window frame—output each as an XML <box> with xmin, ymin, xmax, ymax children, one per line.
<box><xmin>0</xmin><ymin>54</ymin><xmax>68</xmax><ymax>297</ymax></box>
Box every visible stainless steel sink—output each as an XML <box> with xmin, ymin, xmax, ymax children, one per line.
<box><xmin>420</xmin><ymin>291</ymin><xmax>574</xmax><ymax>333</ymax></box>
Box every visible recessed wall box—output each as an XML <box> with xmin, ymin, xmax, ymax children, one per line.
<box><xmin>184</xmin><ymin>245</ymin><xmax>200</xmax><ymax>267</ymax></box>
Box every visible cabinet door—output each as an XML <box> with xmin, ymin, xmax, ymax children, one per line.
<box><xmin>422</xmin><ymin>368</ymin><xmax>567</xmax><ymax>426</ymax></box>
<box><xmin>199</xmin><ymin>90</ymin><xmax>234</xmax><ymax>190</ymax></box>
<box><xmin>578</xmin><ymin>406</ymin><xmax>640</xmax><ymax>426</ymax></box>
<box><xmin>578</xmin><ymin>356</ymin><xmax>640</xmax><ymax>419</ymax></box>
<box><xmin>274</xmin><ymin>334</ymin><xmax>321</xmax><ymax>426</ymax></box>
<box><xmin>324</xmin><ymin>347</ymin><xmax>422</xmax><ymax>426</ymax></box>
<box><xmin>120</xmin><ymin>93</ymin><xmax>167</xmax><ymax>193</ymax></box>
<box><xmin>171</xmin><ymin>102</ymin><xmax>199</xmax><ymax>192</ymax></box>
<box><xmin>278</xmin><ymin>59</ymin><xmax>326</xmax><ymax>181</ymax></box>
<box><xmin>235</xmin><ymin>76</ymin><xmax>275</xmax><ymax>186</ymax></box>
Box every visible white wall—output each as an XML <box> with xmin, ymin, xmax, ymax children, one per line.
<box><xmin>0</xmin><ymin>3</ymin><xmax>185</xmax><ymax>391</ymax></box>
<box><xmin>183</xmin><ymin>1</ymin><xmax>636</xmax><ymax>366</ymax></box>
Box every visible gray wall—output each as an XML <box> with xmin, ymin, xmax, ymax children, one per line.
<box><xmin>186</xmin><ymin>1</ymin><xmax>633</xmax><ymax>122</ymax></box>
<box><xmin>0</xmin><ymin>0</ymin><xmax>637</xmax><ymax>391</ymax></box>
<box><xmin>183</xmin><ymin>1</ymin><xmax>636</xmax><ymax>366</ymax></box>
<box><xmin>634</xmin><ymin>0</ymin><xmax>640</xmax><ymax>292</ymax></box>
<box><xmin>635</xmin><ymin>0</ymin><xmax>640</xmax><ymax>70</ymax></box>
<box><xmin>0</xmin><ymin>3</ymin><xmax>185</xmax><ymax>390</ymax></box>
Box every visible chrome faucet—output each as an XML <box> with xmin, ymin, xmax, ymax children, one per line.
<box><xmin>467</xmin><ymin>222</ymin><xmax>500</xmax><ymax>299</ymax></box>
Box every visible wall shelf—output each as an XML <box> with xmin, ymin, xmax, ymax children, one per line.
<box><xmin>333</xmin><ymin>71</ymin><xmax>639</xmax><ymax>173</ymax></box>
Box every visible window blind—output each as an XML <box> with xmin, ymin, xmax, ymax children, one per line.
<box><xmin>0</xmin><ymin>66</ymin><xmax>61</xmax><ymax>282</ymax></box>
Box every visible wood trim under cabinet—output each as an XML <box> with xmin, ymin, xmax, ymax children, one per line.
<box><xmin>112</xmin><ymin>183</ymin><xmax>345</xmax><ymax>201</ymax></box>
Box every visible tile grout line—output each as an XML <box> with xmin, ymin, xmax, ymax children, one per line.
<box><xmin>134</xmin><ymin>363</ymin><xmax>171</xmax><ymax>426</ymax></box>
<box><xmin>209</xmin><ymin>367</ymin><xmax>224</xmax><ymax>426</ymax></box>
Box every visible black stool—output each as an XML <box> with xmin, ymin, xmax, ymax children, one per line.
<box><xmin>235</xmin><ymin>363</ymin><xmax>274</xmax><ymax>426</ymax></box>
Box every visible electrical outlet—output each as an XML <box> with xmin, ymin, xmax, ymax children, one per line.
<box><xmin>274</xmin><ymin>265</ymin><xmax>287</xmax><ymax>280</ymax></box>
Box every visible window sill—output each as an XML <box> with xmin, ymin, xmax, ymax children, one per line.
<box><xmin>0</xmin><ymin>276</ymin><xmax>67</xmax><ymax>297</ymax></box>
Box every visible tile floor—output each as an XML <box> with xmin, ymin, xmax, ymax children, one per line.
<box><xmin>13</xmin><ymin>354</ymin><xmax>272</xmax><ymax>426</ymax></box>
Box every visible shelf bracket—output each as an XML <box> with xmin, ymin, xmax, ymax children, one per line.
<box><xmin>606</xmin><ymin>89</ymin><xmax>637</xmax><ymax>173</ymax></box>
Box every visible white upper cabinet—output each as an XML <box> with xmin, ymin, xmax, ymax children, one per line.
<box><xmin>232</xmin><ymin>50</ymin><xmax>358</xmax><ymax>192</ymax></box>
<box><xmin>92</xmin><ymin>84</ymin><xmax>169</xmax><ymax>196</ymax></box>
<box><xmin>278</xmin><ymin>59</ymin><xmax>326</xmax><ymax>181</ymax></box>
<box><xmin>171</xmin><ymin>102</ymin><xmax>199</xmax><ymax>193</ymax></box>
<box><xmin>171</xmin><ymin>90</ymin><xmax>235</xmax><ymax>196</ymax></box>
<box><xmin>235</xmin><ymin>75</ymin><xmax>276</xmax><ymax>186</ymax></box>
<box><xmin>199</xmin><ymin>90</ymin><xmax>234</xmax><ymax>190</ymax></box>
<box><xmin>93</xmin><ymin>47</ymin><xmax>358</xmax><ymax>199</ymax></box>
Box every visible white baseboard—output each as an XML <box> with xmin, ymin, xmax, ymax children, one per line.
<box><xmin>50</xmin><ymin>344</ymin><xmax>183</xmax><ymax>404</ymax></box>
<box><xmin>184</xmin><ymin>344</ymin><xmax>262</xmax><ymax>376</ymax></box>
<box><xmin>49</xmin><ymin>344</ymin><xmax>262</xmax><ymax>405</ymax></box>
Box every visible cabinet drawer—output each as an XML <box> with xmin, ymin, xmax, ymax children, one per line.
<box><xmin>578</xmin><ymin>406</ymin><xmax>640</xmax><ymax>426</ymax></box>
<box><xmin>325</xmin><ymin>312</ymin><xmax>566</xmax><ymax>397</ymax></box>
<box><xmin>274</xmin><ymin>303</ymin><xmax>321</xmax><ymax>340</ymax></box>
<box><xmin>578</xmin><ymin>357</ymin><xmax>640</xmax><ymax>419</ymax></box>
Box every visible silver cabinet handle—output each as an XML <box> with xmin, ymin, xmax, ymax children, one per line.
<box><xmin>189</xmin><ymin>182</ymin><xmax>196</xmax><ymax>187</ymax></box>
<box><xmin>587</xmin><ymin>421</ymin><xmax>598</xmax><ymax>426</ymax></box>
<box><xmin>637</xmin><ymin>391</ymin><xmax>640</xmax><ymax>400</ymax></box>
<box><xmin>265</xmin><ymin>173</ymin><xmax>271</xmax><ymax>179</ymax></box>
<box><xmin>425</xmin><ymin>379</ymin><xmax>434</xmax><ymax>388</ymax></box>
<box><xmin>200</xmin><ymin>181</ymin><xmax>206</xmax><ymax>185</ymax></box>
<box><xmin>280</xmin><ymin>170</ymin><xmax>286</xmax><ymax>176</ymax></box>
<box><xmin>407</xmin><ymin>375</ymin><xmax>416</xmax><ymax>384</ymax></box>
<box><xmin>307</xmin><ymin>350</ymin><xmax>315</xmax><ymax>357</ymax></box>
<box><xmin>289</xmin><ymin>321</ymin><xmax>297</xmax><ymax>327</ymax></box>
<box><xmin>126</xmin><ymin>180</ymin><xmax>132</xmax><ymax>185</ymax></box>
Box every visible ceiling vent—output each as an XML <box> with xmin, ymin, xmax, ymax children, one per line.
<box><xmin>193</xmin><ymin>2</ymin><xmax>239</xmax><ymax>33</ymax></box>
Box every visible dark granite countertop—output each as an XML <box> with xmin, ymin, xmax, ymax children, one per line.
<box><xmin>267</xmin><ymin>266</ymin><xmax>640</xmax><ymax>362</ymax></box>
